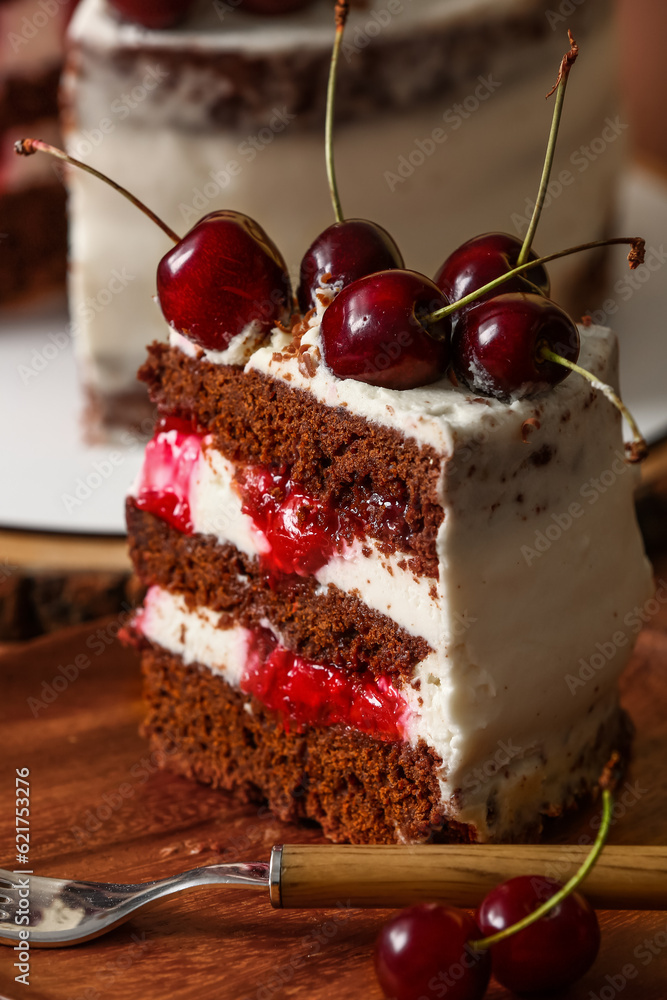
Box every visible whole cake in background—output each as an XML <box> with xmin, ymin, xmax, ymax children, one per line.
<box><xmin>0</xmin><ymin>0</ymin><xmax>77</xmax><ymax>303</ymax></box>
<box><xmin>61</xmin><ymin>0</ymin><xmax>621</xmax><ymax>436</ymax></box>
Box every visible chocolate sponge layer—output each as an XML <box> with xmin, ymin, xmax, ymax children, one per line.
<box><xmin>139</xmin><ymin>640</ymin><xmax>472</xmax><ymax>845</ymax></box>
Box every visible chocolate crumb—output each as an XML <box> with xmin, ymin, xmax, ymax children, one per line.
<box><xmin>521</xmin><ymin>417</ymin><xmax>541</xmax><ymax>443</ymax></box>
<box><xmin>298</xmin><ymin>352</ymin><xmax>318</xmax><ymax>378</ymax></box>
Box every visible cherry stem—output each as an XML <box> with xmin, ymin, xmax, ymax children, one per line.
<box><xmin>471</xmin><ymin>786</ymin><xmax>613</xmax><ymax>952</ymax></box>
<box><xmin>425</xmin><ymin>236</ymin><xmax>645</xmax><ymax>326</ymax></box>
<box><xmin>540</xmin><ymin>346</ymin><xmax>648</xmax><ymax>462</ymax></box>
<box><xmin>517</xmin><ymin>30</ymin><xmax>579</xmax><ymax>267</ymax></box>
<box><xmin>14</xmin><ymin>138</ymin><xmax>180</xmax><ymax>244</ymax></box>
<box><xmin>326</xmin><ymin>1</ymin><xmax>349</xmax><ymax>224</ymax></box>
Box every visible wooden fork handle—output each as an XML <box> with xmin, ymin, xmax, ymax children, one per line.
<box><xmin>269</xmin><ymin>844</ymin><xmax>667</xmax><ymax>910</ymax></box>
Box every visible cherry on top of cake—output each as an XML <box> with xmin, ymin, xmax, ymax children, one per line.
<box><xmin>15</xmin><ymin>7</ymin><xmax>647</xmax><ymax>460</ymax></box>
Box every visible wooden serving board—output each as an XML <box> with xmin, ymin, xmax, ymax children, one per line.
<box><xmin>0</xmin><ymin>622</ymin><xmax>666</xmax><ymax>1000</ymax></box>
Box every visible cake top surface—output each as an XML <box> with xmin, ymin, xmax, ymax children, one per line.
<box><xmin>238</xmin><ymin>299</ymin><xmax>618</xmax><ymax>455</ymax></box>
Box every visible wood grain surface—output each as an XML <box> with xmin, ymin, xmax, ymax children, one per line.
<box><xmin>0</xmin><ymin>622</ymin><xmax>665</xmax><ymax>1000</ymax></box>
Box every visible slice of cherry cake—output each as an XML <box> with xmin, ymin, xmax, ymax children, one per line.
<box><xmin>124</xmin><ymin>292</ymin><xmax>652</xmax><ymax>844</ymax></box>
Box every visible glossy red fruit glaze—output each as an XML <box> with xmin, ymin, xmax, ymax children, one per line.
<box><xmin>452</xmin><ymin>292</ymin><xmax>579</xmax><ymax>400</ymax></box>
<box><xmin>240</xmin><ymin>0</ymin><xmax>315</xmax><ymax>13</ymax></box>
<box><xmin>476</xmin><ymin>875</ymin><xmax>600</xmax><ymax>993</ymax></box>
<box><xmin>435</xmin><ymin>232</ymin><xmax>550</xmax><ymax>319</ymax></box>
<box><xmin>374</xmin><ymin>903</ymin><xmax>491</xmax><ymax>1000</ymax></box>
<box><xmin>236</xmin><ymin>465</ymin><xmax>343</xmax><ymax>576</ymax></box>
<box><xmin>157</xmin><ymin>210</ymin><xmax>291</xmax><ymax>352</ymax></box>
<box><xmin>134</xmin><ymin>416</ymin><xmax>202</xmax><ymax>533</ymax></box>
<box><xmin>297</xmin><ymin>219</ymin><xmax>404</xmax><ymax>314</ymax></box>
<box><xmin>236</xmin><ymin>465</ymin><xmax>411</xmax><ymax>577</ymax></box>
<box><xmin>108</xmin><ymin>0</ymin><xmax>196</xmax><ymax>28</ymax></box>
<box><xmin>242</xmin><ymin>632</ymin><xmax>408</xmax><ymax>739</ymax></box>
<box><xmin>321</xmin><ymin>269</ymin><xmax>451</xmax><ymax>390</ymax></box>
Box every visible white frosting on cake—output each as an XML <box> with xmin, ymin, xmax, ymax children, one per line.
<box><xmin>137</xmin><ymin>585</ymin><xmax>250</xmax><ymax>687</ymax></box>
<box><xmin>131</xmin><ymin>319</ymin><xmax>653</xmax><ymax>838</ymax></box>
<box><xmin>62</xmin><ymin>0</ymin><xmax>621</xmax><ymax>408</ymax></box>
<box><xmin>170</xmin><ymin>323</ymin><xmax>269</xmax><ymax>367</ymax></box>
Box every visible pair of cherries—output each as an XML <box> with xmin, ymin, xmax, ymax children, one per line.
<box><xmin>375</xmin><ymin>874</ymin><xmax>600</xmax><ymax>999</ymax></box>
<box><xmin>158</xmin><ymin>208</ymin><xmax>576</xmax><ymax>401</ymax></box>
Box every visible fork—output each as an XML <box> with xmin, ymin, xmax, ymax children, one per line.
<box><xmin>0</xmin><ymin>860</ymin><xmax>270</xmax><ymax>947</ymax></box>
<box><xmin>1</xmin><ymin>843</ymin><xmax>664</xmax><ymax>947</ymax></box>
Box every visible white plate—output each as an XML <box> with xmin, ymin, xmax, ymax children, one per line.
<box><xmin>606</xmin><ymin>165</ymin><xmax>667</xmax><ymax>440</ymax></box>
<box><xmin>1</xmin><ymin>166</ymin><xmax>666</xmax><ymax>536</ymax></box>
<box><xmin>0</xmin><ymin>293</ymin><xmax>144</xmax><ymax>535</ymax></box>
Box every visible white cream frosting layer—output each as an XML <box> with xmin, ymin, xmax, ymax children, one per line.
<box><xmin>137</xmin><ymin>585</ymin><xmax>250</xmax><ymax>687</ymax></box>
<box><xmin>170</xmin><ymin>324</ymin><xmax>271</xmax><ymax>368</ymax></box>
<box><xmin>63</xmin><ymin>0</ymin><xmax>620</xmax><ymax>401</ymax></box>
<box><xmin>134</xmin><ymin>311</ymin><xmax>652</xmax><ymax>838</ymax></box>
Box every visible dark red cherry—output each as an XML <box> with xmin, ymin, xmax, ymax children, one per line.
<box><xmin>157</xmin><ymin>210</ymin><xmax>291</xmax><ymax>353</ymax></box>
<box><xmin>452</xmin><ymin>292</ymin><xmax>579</xmax><ymax>399</ymax></box>
<box><xmin>107</xmin><ymin>0</ymin><xmax>196</xmax><ymax>28</ymax></box>
<box><xmin>297</xmin><ymin>219</ymin><xmax>404</xmax><ymax>314</ymax></box>
<box><xmin>239</xmin><ymin>0</ymin><xmax>315</xmax><ymax>12</ymax></box>
<box><xmin>476</xmin><ymin>875</ymin><xmax>600</xmax><ymax>993</ymax></box>
<box><xmin>374</xmin><ymin>903</ymin><xmax>491</xmax><ymax>1000</ymax></box>
<box><xmin>320</xmin><ymin>269</ymin><xmax>450</xmax><ymax>390</ymax></box>
<box><xmin>435</xmin><ymin>232</ymin><xmax>550</xmax><ymax>317</ymax></box>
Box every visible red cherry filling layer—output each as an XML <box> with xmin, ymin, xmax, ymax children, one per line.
<box><xmin>236</xmin><ymin>465</ymin><xmax>410</xmax><ymax>577</ymax></box>
<box><xmin>134</xmin><ymin>586</ymin><xmax>408</xmax><ymax>739</ymax></box>
<box><xmin>243</xmin><ymin>628</ymin><xmax>408</xmax><ymax>740</ymax></box>
<box><xmin>133</xmin><ymin>416</ymin><xmax>202</xmax><ymax>533</ymax></box>
<box><xmin>134</xmin><ymin>418</ymin><xmax>412</xmax><ymax>576</ymax></box>
<box><xmin>236</xmin><ymin>465</ymin><xmax>342</xmax><ymax>576</ymax></box>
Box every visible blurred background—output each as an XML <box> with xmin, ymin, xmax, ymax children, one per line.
<box><xmin>0</xmin><ymin>0</ymin><xmax>665</xmax><ymax>640</ymax></box>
